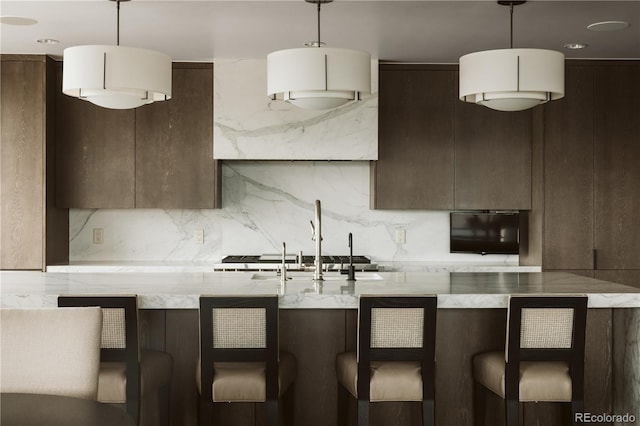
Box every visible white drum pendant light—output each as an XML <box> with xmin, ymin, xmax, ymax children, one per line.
<box><xmin>459</xmin><ymin>1</ymin><xmax>564</xmax><ymax>112</ymax></box>
<box><xmin>62</xmin><ymin>0</ymin><xmax>171</xmax><ymax>109</ymax></box>
<box><xmin>267</xmin><ymin>0</ymin><xmax>371</xmax><ymax>110</ymax></box>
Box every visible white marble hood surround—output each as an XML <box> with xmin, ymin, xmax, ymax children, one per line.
<box><xmin>213</xmin><ymin>58</ymin><xmax>378</xmax><ymax>160</ymax></box>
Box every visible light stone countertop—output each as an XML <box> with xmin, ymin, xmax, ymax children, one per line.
<box><xmin>45</xmin><ymin>261</ymin><xmax>541</xmax><ymax>273</ymax></box>
<box><xmin>2</xmin><ymin>271</ymin><xmax>639</xmax><ymax>310</ymax></box>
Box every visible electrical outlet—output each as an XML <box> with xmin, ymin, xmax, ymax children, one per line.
<box><xmin>194</xmin><ymin>229</ymin><xmax>205</xmax><ymax>244</ymax></box>
<box><xmin>395</xmin><ymin>228</ymin><xmax>406</xmax><ymax>244</ymax></box>
<box><xmin>93</xmin><ymin>228</ymin><xmax>104</xmax><ymax>244</ymax></box>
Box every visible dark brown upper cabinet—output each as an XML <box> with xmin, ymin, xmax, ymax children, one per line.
<box><xmin>454</xmin><ymin>97</ymin><xmax>532</xmax><ymax>210</ymax></box>
<box><xmin>135</xmin><ymin>63</ymin><xmax>219</xmax><ymax>209</ymax></box>
<box><xmin>55</xmin><ymin>63</ymin><xmax>136</xmax><ymax>209</ymax></box>
<box><xmin>56</xmin><ymin>62</ymin><xmax>220</xmax><ymax>209</ymax></box>
<box><xmin>373</xmin><ymin>64</ymin><xmax>532</xmax><ymax>210</ymax></box>
<box><xmin>372</xmin><ymin>65</ymin><xmax>455</xmax><ymax>209</ymax></box>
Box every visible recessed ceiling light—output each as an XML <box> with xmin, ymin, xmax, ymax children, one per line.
<box><xmin>587</xmin><ymin>21</ymin><xmax>630</xmax><ymax>32</ymax></box>
<box><xmin>0</xmin><ymin>16</ymin><xmax>38</xmax><ymax>26</ymax></box>
<box><xmin>37</xmin><ymin>38</ymin><xmax>60</xmax><ymax>45</ymax></box>
<box><xmin>564</xmin><ymin>43</ymin><xmax>588</xmax><ymax>50</ymax></box>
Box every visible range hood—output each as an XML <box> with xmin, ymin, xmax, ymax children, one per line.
<box><xmin>213</xmin><ymin>58</ymin><xmax>378</xmax><ymax>161</ymax></box>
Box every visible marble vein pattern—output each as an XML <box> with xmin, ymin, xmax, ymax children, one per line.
<box><xmin>213</xmin><ymin>58</ymin><xmax>378</xmax><ymax>160</ymax></box>
<box><xmin>69</xmin><ymin>161</ymin><xmax>521</xmax><ymax>267</ymax></box>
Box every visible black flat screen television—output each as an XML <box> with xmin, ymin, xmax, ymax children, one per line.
<box><xmin>450</xmin><ymin>212</ymin><xmax>519</xmax><ymax>255</ymax></box>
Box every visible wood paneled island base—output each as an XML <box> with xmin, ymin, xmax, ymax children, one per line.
<box><xmin>147</xmin><ymin>308</ymin><xmax>613</xmax><ymax>426</ymax></box>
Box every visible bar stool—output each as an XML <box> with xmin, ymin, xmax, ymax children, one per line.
<box><xmin>197</xmin><ymin>295</ymin><xmax>297</xmax><ymax>426</ymax></box>
<box><xmin>472</xmin><ymin>295</ymin><xmax>588</xmax><ymax>426</ymax></box>
<box><xmin>335</xmin><ymin>295</ymin><xmax>438</xmax><ymax>426</ymax></box>
<box><xmin>58</xmin><ymin>295</ymin><xmax>173</xmax><ymax>426</ymax></box>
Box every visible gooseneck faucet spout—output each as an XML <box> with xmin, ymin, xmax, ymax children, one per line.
<box><xmin>280</xmin><ymin>242</ymin><xmax>287</xmax><ymax>284</ymax></box>
<box><xmin>311</xmin><ymin>200</ymin><xmax>323</xmax><ymax>281</ymax></box>
<box><xmin>347</xmin><ymin>232</ymin><xmax>356</xmax><ymax>281</ymax></box>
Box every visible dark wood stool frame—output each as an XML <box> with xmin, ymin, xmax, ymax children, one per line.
<box><xmin>58</xmin><ymin>295</ymin><xmax>141</xmax><ymax>425</ymax></box>
<box><xmin>474</xmin><ymin>295</ymin><xmax>588</xmax><ymax>426</ymax></box>
<box><xmin>198</xmin><ymin>296</ymin><xmax>281</xmax><ymax>426</ymax></box>
<box><xmin>341</xmin><ymin>295</ymin><xmax>438</xmax><ymax>426</ymax></box>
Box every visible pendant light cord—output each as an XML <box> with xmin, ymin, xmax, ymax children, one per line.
<box><xmin>116</xmin><ymin>0</ymin><xmax>120</xmax><ymax>46</ymax></box>
<box><xmin>316</xmin><ymin>1</ymin><xmax>321</xmax><ymax>47</ymax></box>
<box><xmin>509</xmin><ymin>1</ymin><xmax>513</xmax><ymax>48</ymax></box>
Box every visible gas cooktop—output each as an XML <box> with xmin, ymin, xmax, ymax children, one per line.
<box><xmin>221</xmin><ymin>255</ymin><xmax>371</xmax><ymax>264</ymax></box>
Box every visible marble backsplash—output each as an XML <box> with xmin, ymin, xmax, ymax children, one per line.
<box><xmin>69</xmin><ymin>161</ymin><xmax>518</xmax><ymax>265</ymax></box>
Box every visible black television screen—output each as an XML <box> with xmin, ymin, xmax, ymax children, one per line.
<box><xmin>450</xmin><ymin>212</ymin><xmax>519</xmax><ymax>255</ymax></box>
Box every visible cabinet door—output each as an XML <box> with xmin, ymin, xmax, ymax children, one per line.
<box><xmin>543</xmin><ymin>66</ymin><xmax>595</xmax><ymax>270</ymax></box>
<box><xmin>372</xmin><ymin>65</ymin><xmax>455</xmax><ymax>209</ymax></box>
<box><xmin>594</xmin><ymin>65</ymin><xmax>640</xmax><ymax>269</ymax></box>
<box><xmin>454</xmin><ymin>97</ymin><xmax>532</xmax><ymax>210</ymax></box>
<box><xmin>1</xmin><ymin>57</ymin><xmax>45</xmax><ymax>269</ymax></box>
<box><xmin>135</xmin><ymin>63</ymin><xmax>219</xmax><ymax>208</ymax></box>
<box><xmin>55</xmin><ymin>64</ymin><xmax>136</xmax><ymax>208</ymax></box>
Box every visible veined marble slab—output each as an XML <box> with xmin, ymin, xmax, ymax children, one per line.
<box><xmin>3</xmin><ymin>271</ymin><xmax>640</xmax><ymax>310</ymax></box>
<box><xmin>213</xmin><ymin>58</ymin><xmax>378</xmax><ymax>160</ymax></box>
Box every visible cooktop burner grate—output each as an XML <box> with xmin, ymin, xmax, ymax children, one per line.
<box><xmin>221</xmin><ymin>255</ymin><xmax>371</xmax><ymax>264</ymax></box>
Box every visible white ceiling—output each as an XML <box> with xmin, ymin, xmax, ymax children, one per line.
<box><xmin>1</xmin><ymin>1</ymin><xmax>639</xmax><ymax>63</ymax></box>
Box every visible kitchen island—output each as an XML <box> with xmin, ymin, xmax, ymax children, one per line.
<box><xmin>2</xmin><ymin>271</ymin><xmax>639</xmax><ymax>426</ymax></box>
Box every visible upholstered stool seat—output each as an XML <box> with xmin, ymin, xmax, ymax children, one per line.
<box><xmin>473</xmin><ymin>352</ymin><xmax>572</xmax><ymax>402</ymax></box>
<box><xmin>196</xmin><ymin>352</ymin><xmax>296</xmax><ymax>402</ymax></box>
<box><xmin>336</xmin><ymin>352</ymin><xmax>423</xmax><ymax>402</ymax></box>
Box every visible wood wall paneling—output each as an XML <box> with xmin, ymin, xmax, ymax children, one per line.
<box><xmin>543</xmin><ymin>65</ymin><xmax>595</xmax><ymax>270</ymax></box>
<box><xmin>279</xmin><ymin>309</ymin><xmax>347</xmax><ymax>426</ymax></box>
<box><xmin>1</xmin><ymin>58</ymin><xmax>45</xmax><ymax>269</ymax></box>
<box><xmin>454</xmin><ymin>100</ymin><xmax>532</xmax><ymax>210</ymax></box>
<box><xmin>373</xmin><ymin>65</ymin><xmax>455</xmax><ymax>209</ymax></box>
<box><xmin>55</xmin><ymin>63</ymin><xmax>136</xmax><ymax>208</ymax></box>
<box><xmin>595</xmin><ymin>270</ymin><xmax>640</xmax><ymax>289</ymax></box>
<box><xmin>165</xmin><ymin>310</ymin><xmax>200</xmax><ymax>426</ymax></box>
<box><xmin>135</xmin><ymin>63</ymin><xmax>219</xmax><ymax>209</ymax></box>
<box><xmin>1</xmin><ymin>55</ymin><xmax>68</xmax><ymax>270</ymax></box>
<box><xmin>594</xmin><ymin>65</ymin><xmax>640</xmax><ymax>270</ymax></box>
<box><xmin>44</xmin><ymin>56</ymin><xmax>69</xmax><ymax>267</ymax></box>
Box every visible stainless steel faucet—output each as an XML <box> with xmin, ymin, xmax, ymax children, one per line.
<box><xmin>280</xmin><ymin>242</ymin><xmax>287</xmax><ymax>284</ymax></box>
<box><xmin>310</xmin><ymin>199</ymin><xmax>323</xmax><ymax>281</ymax></box>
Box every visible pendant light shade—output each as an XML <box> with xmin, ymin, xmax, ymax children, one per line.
<box><xmin>62</xmin><ymin>0</ymin><xmax>171</xmax><ymax>109</ymax></box>
<box><xmin>458</xmin><ymin>1</ymin><xmax>564</xmax><ymax>112</ymax></box>
<box><xmin>63</xmin><ymin>45</ymin><xmax>172</xmax><ymax>109</ymax></box>
<box><xmin>267</xmin><ymin>0</ymin><xmax>371</xmax><ymax>110</ymax></box>
<box><xmin>459</xmin><ymin>48</ymin><xmax>564</xmax><ymax>111</ymax></box>
<box><xmin>267</xmin><ymin>47</ymin><xmax>371</xmax><ymax>110</ymax></box>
